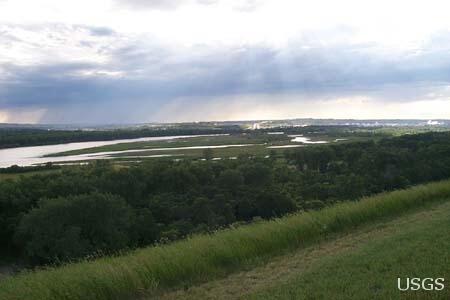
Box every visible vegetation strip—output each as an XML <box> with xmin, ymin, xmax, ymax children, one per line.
<box><xmin>155</xmin><ymin>201</ymin><xmax>450</xmax><ymax>299</ymax></box>
<box><xmin>1</xmin><ymin>180</ymin><xmax>450</xmax><ymax>300</ymax></box>
<box><xmin>249</xmin><ymin>202</ymin><xmax>450</xmax><ymax>300</ymax></box>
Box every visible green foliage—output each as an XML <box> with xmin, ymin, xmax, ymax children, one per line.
<box><xmin>217</xmin><ymin>169</ymin><xmax>244</xmax><ymax>189</ymax></box>
<box><xmin>1</xmin><ymin>132</ymin><xmax>450</xmax><ymax>265</ymax></box>
<box><xmin>239</xmin><ymin>163</ymin><xmax>272</xmax><ymax>186</ymax></box>
<box><xmin>254</xmin><ymin>189</ymin><xmax>297</xmax><ymax>218</ymax></box>
<box><xmin>14</xmin><ymin>193</ymin><xmax>134</xmax><ymax>264</ymax></box>
<box><xmin>1</xmin><ymin>180</ymin><xmax>450</xmax><ymax>300</ymax></box>
<box><xmin>285</xmin><ymin>131</ymin><xmax>450</xmax><ymax>199</ymax></box>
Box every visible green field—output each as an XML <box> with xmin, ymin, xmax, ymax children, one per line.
<box><xmin>1</xmin><ymin>180</ymin><xmax>450</xmax><ymax>300</ymax></box>
<box><xmin>45</xmin><ymin>134</ymin><xmax>278</xmax><ymax>157</ymax></box>
<box><xmin>45</xmin><ymin>132</ymin><xmax>359</xmax><ymax>159</ymax></box>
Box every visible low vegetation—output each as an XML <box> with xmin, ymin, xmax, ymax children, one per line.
<box><xmin>1</xmin><ymin>180</ymin><xmax>450</xmax><ymax>300</ymax></box>
<box><xmin>45</xmin><ymin>133</ymin><xmax>275</xmax><ymax>157</ymax></box>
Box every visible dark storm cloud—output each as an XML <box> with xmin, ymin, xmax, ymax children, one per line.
<box><xmin>2</xmin><ymin>29</ymin><xmax>450</xmax><ymax>123</ymax></box>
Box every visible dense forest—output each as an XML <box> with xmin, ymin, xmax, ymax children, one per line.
<box><xmin>1</xmin><ymin>131</ymin><xmax>450</xmax><ymax>265</ymax></box>
<box><xmin>0</xmin><ymin>126</ymin><xmax>242</xmax><ymax>149</ymax></box>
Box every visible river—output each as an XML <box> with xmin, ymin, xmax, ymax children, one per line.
<box><xmin>0</xmin><ymin>134</ymin><xmax>227</xmax><ymax>168</ymax></box>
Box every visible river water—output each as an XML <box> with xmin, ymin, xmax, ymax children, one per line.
<box><xmin>290</xmin><ymin>136</ymin><xmax>328</xmax><ymax>144</ymax></box>
<box><xmin>0</xmin><ymin>134</ymin><xmax>227</xmax><ymax>168</ymax></box>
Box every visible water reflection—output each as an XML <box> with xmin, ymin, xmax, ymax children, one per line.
<box><xmin>0</xmin><ymin>134</ymin><xmax>226</xmax><ymax>168</ymax></box>
<box><xmin>290</xmin><ymin>136</ymin><xmax>328</xmax><ymax>144</ymax></box>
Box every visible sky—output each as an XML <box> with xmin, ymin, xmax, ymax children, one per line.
<box><xmin>1</xmin><ymin>0</ymin><xmax>450</xmax><ymax>123</ymax></box>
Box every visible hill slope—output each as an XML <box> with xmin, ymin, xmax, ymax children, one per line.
<box><xmin>157</xmin><ymin>200</ymin><xmax>450</xmax><ymax>299</ymax></box>
<box><xmin>1</xmin><ymin>180</ymin><xmax>450</xmax><ymax>300</ymax></box>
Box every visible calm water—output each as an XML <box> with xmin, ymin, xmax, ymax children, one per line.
<box><xmin>267</xmin><ymin>145</ymin><xmax>304</xmax><ymax>149</ymax></box>
<box><xmin>290</xmin><ymin>136</ymin><xmax>328</xmax><ymax>144</ymax></box>
<box><xmin>0</xmin><ymin>134</ymin><xmax>227</xmax><ymax>168</ymax></box>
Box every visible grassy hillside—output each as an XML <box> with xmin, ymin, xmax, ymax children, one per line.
<box><xmin>1</xmin><ymin>180</ymin><xmax>450</xmax><ymax>300</ymax></box>
<box><xmin>162</xmin><ymin>201</ymin><xmax>450</xmax><ymax>299</ymax></box>
<box><xmin>250</xmin><ymin>201</ymin><xmax>450</xmax><ymax>300</ymax></box>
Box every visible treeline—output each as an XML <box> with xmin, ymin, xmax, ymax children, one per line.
<box><xmin>0</xmin><ymin>125</ymin><xmax>382</xmax><ymax>149</ymax></box>
<box><xmin>1</xmin><ymin>131</ymin><xmax>450</xmax><ymax>265</ymax></box>
<box><xmin>274</xmin><ymin>125</ymin><xmax>388</xmax><ymax>138</ymax></box>
<box><xmin>284</xmin><ymin>131</ymin><xmax>450</xmax><ymax>199</ymax></box>
<box><xmin>0</xmin><ymin>126</ymin><xmax>241</xmax><ymax>149</ymax></box>
<box><xmin>0</xmin><ymin>163</ymin><xmax>59</xmax><ymax>174</ymax></box>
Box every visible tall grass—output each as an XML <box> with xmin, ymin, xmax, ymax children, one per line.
<box><xmin>2</xmin><ymin>180</ymin><xmax>450</xmax><ymax>300</ymax></box>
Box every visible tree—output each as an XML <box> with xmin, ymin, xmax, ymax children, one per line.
<box><xmin>191</xmin><ymin>197</ymin><xmax>217</xmax><ymax>226</ymax></box>
<box><xmin>239</xmin><ymin>163</ymin><xmax>272</xmax><ymax>186</ymax></box>
<box><xmin>217</xmin><ymin>169</ymin><xmax>244</xmax><ymax>190</ymax></box>
<box><xmin>255</xmin><ymin>190</ymin><xmax>296</xmax><ymax>218</ymax></box>
<box><xmin>15</xmin><ymin>193</ymin><xmax>134</xmax><ymax>263</ymax></box>
<box><xmin>130</xmin><ymin>208</ymin><xmax>159</xmax><ymax>246</ymax></box>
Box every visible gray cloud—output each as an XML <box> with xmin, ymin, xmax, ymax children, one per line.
<box><xmin>115</xmin><ymin>0</ymin><xmax>186</xmax><ymax>10</ymax></box>
<box><xmin>85</xmin><ymin>26</ymin><xmax>116</xmax><ymax>37</ymax></box>
<box><xmin>196</xmin><ymin>0</ymin><xmax>219</xmax><ymax>5</ymax></box>
<box><xmin>114</xmin><ymin>0</ymin><xmax>219</xmax><ymax>10</ymax></box>
<box><xmin>2</xmin><ymin>26</ymin><xmax>450</xmax><ymax>123</ymax></box>
<box><xmin>114</xmin><ymin>0</ymin><xmax>255</xmax><ymax>11</ymax></box>
<box><xmin>232</xmin><ymin>0</ymin><xmax>264</xmax><ymax>12</ymax></box>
